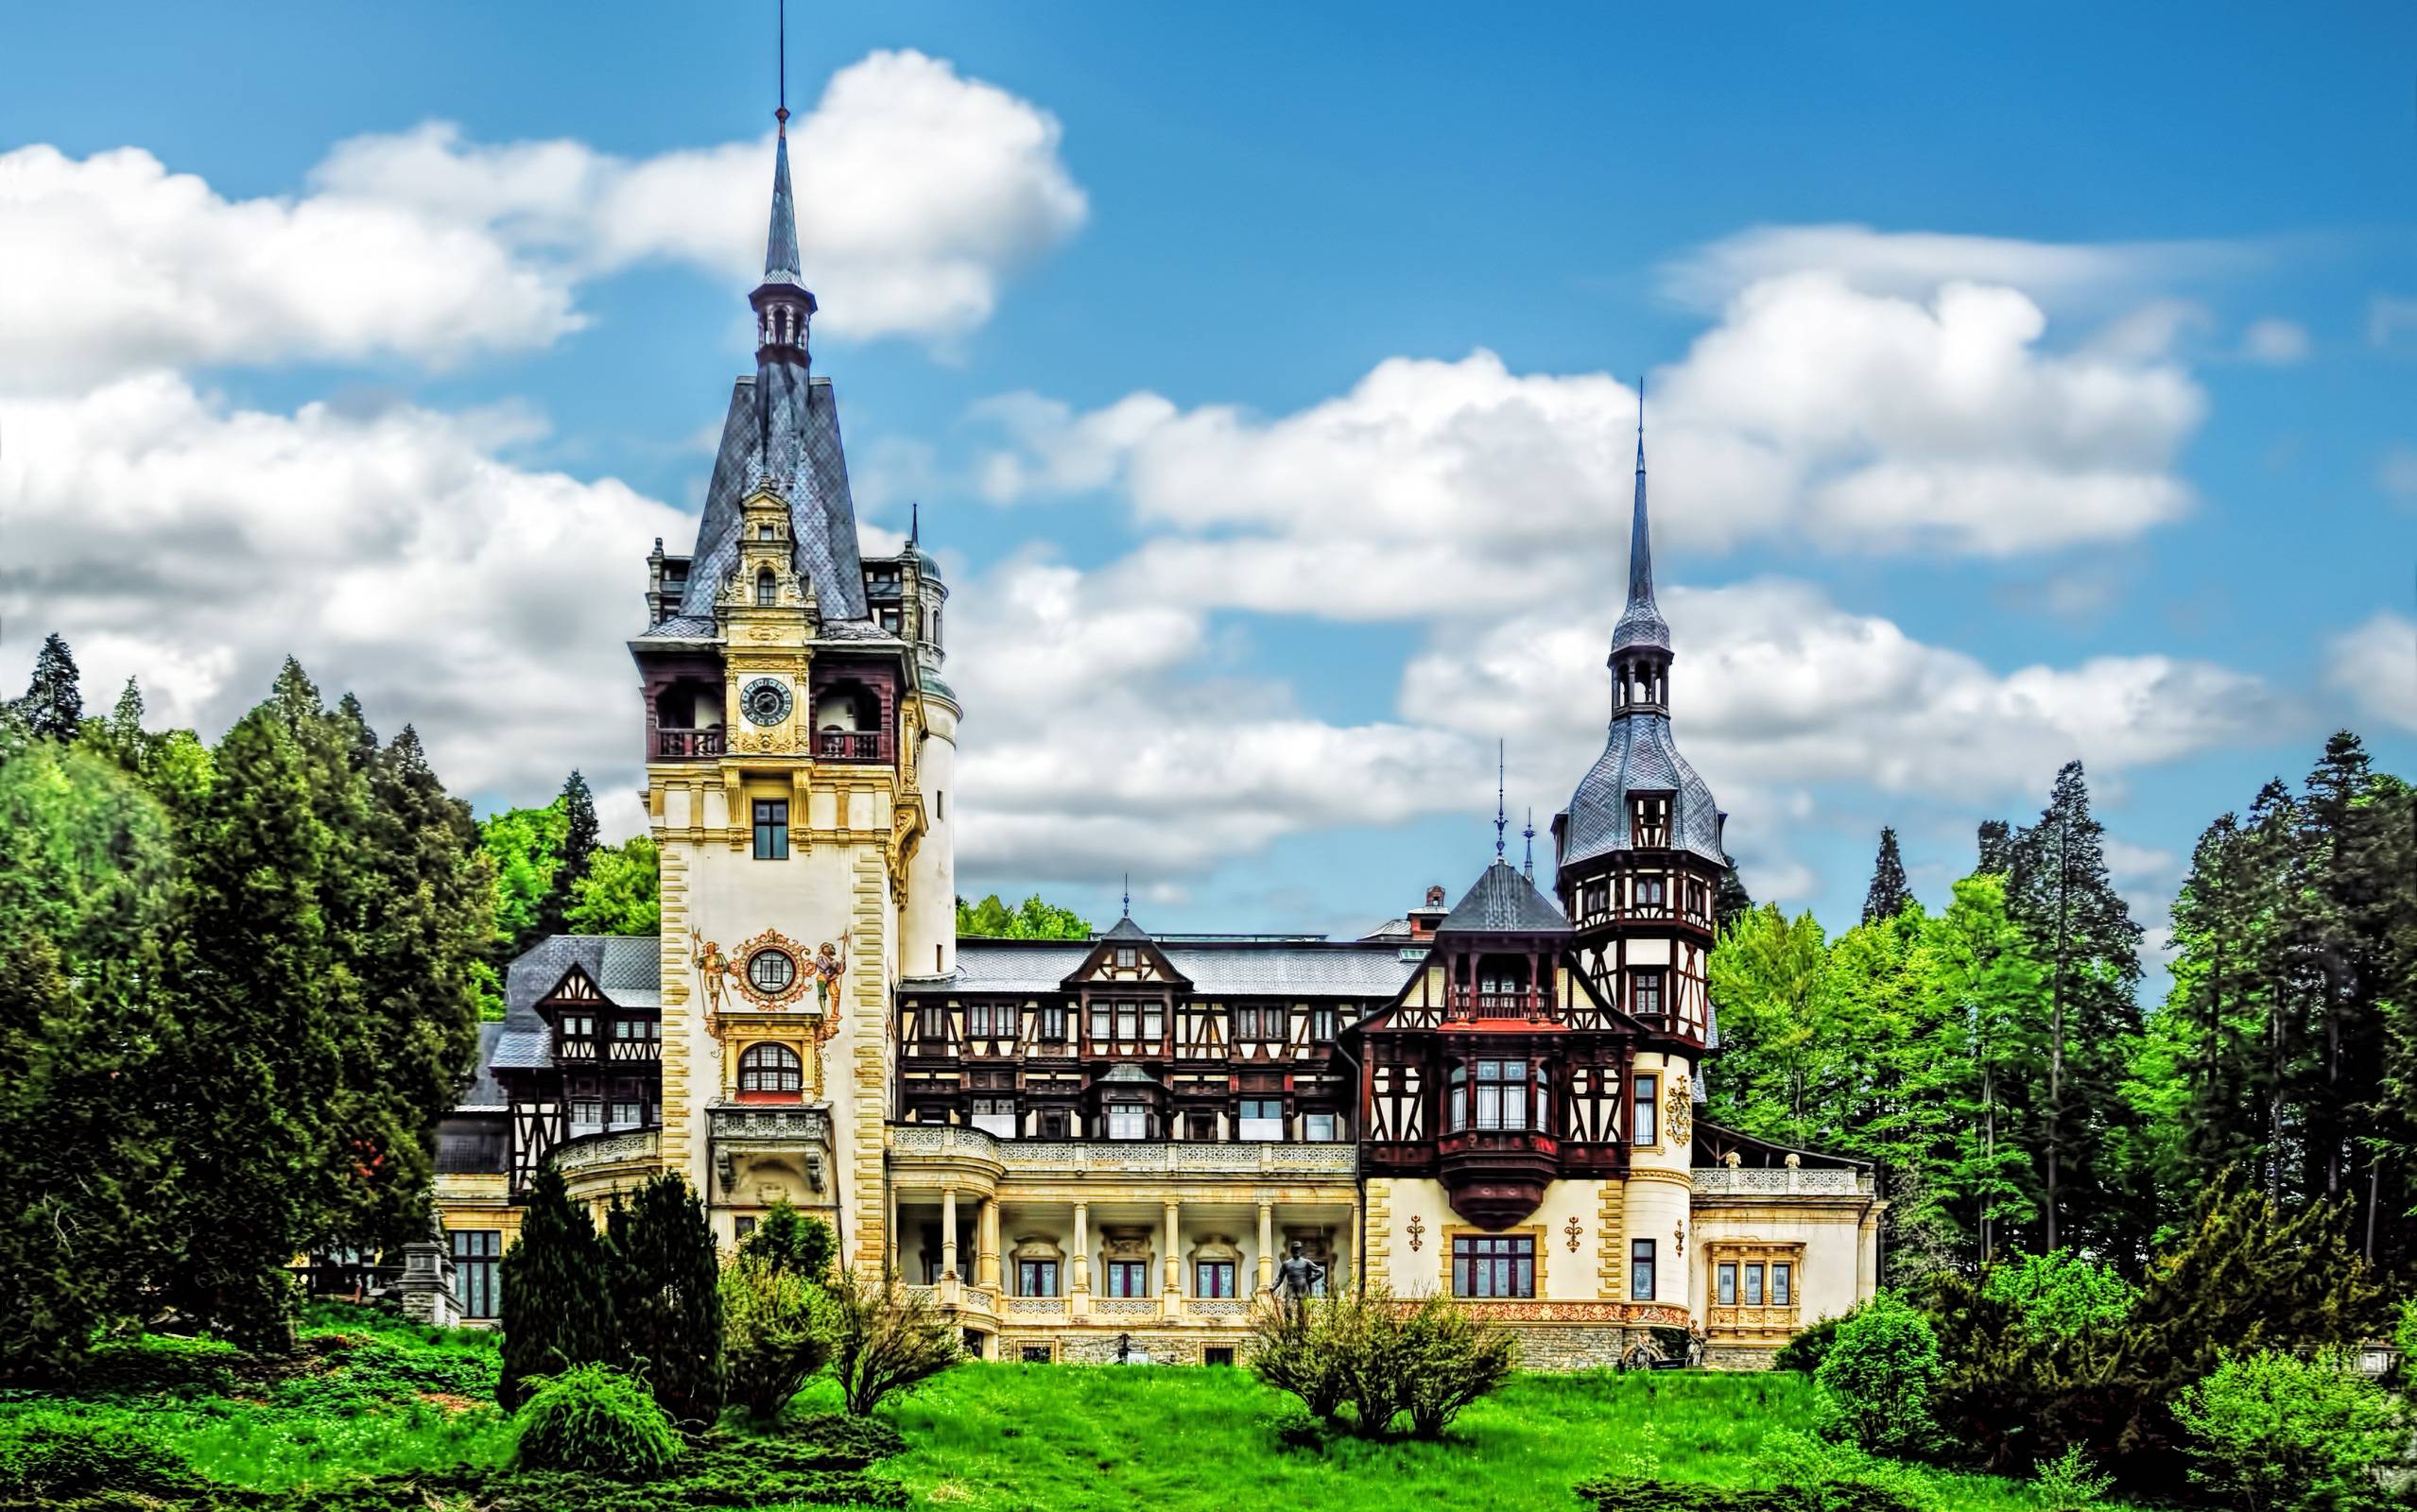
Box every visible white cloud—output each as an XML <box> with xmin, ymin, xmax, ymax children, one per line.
<box><xmin>973</xmin><ymin>264</ymin><xmax>2204</xmax><ymax>582</ymax></box>
<box><xmin>0</xmin><ymin>50</ymin><xmax>1086</xmax><ymax>392</ymax></box>
<box><xmin>1660</xmin><ymin>224</ymin><xmax>2255</xmax><ymax>316</ymax></box>
<box><xmin>0</xmin><ymin>371</ymin><xmax>691</xmax><ymax>816</ymax></box>
<box><xmin>2327</xmin><ymin>611</ymin><xmax>2417</xmax><ymax>733</ymax></box>
<box><xmin>2238</xmin><ymin>318</ymin><xmax>2312</xmax><ymax>365</ymax></box>
<box><xmin>2368</xmin><ymin>295</ymin><xmax>2417</xmax><ymax>350</ymax></box>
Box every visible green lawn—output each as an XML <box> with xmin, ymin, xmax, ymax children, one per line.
<box><xmin>2</xmin><ymin>1313</ymin><xmax>2115</xmax><ymax>1512</ymax></box>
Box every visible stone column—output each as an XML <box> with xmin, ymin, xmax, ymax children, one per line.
<box><xmin>1256</xmin><ymin>1199</ymin><xmax>1275</xmax><ymax>1293</ymax></box>
<box><xmin>1163</xmin><ymin>1198</ymin><xmax>1182</xmax><ymax>1297</ymax></box>
<box><xmin>941</xmin><ymin>1186</ymin><xmax>959</xmax><ymax>1303</ymax></box>
<box><xmin>1071</xmin><ymin>1201</ymin><xmax>1091</xmax><ymax>1312</ymax></box>
<box><xmin>976</xmin><ymin>1195</ymin><xmax>1002</xmax><ymax>1289</ymax></box>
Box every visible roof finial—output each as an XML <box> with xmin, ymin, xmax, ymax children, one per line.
<box><xmin>909</xmin><ymin>500</ymin><xmax>920</xmax><ymax>548</ymax></box>
<box><xmin>1122</xmin><ymin>873</ymin><xmax>1131</xmax><ymax>919</ymax></box>
<box><xmin>1494</xmin><ymin>740</ymin><xmax>1508</xmax><ymax>862</ymax></box>
<box><xmin>776</xmin><ymin>0</ymin><xmax>789</xmax><ymax>131</ymax></box>
<box><xmin>1523</xmin><ymin>807</ymin><xmax>1536</xmax><ymax>881</ymax></box>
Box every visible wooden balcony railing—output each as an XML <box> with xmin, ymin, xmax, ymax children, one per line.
<box><xmin>657</xmin><ymin>729</ymin><xmax>723</xmax><ymax>760</ymax></box>
<box><xmin>815</xmin><ymin>729</ymin><xmax>884</xmax><ymax>762</ymax></box>
<box><xmin>1446</xmin><ymin>988</ymin><xmax>1550</xmax><ymax>1019</ymax></box>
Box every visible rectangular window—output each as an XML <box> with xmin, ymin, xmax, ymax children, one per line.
<box><xmin>1038</xmin><ymin>1108</ymin><xmax>1071</xmax><ymax>1139</ymax></box>
<box><xmin>1584</xmin><ymin>880</ymin><xmax>1608</xmax><ymax>917</ymax></box>
<box><xmin>1717</xmin><ymin>1262</ymin><xmax>1737</xmax><ymax>1306</ymax></box>
<box><xmin>1142</xmin><ymin>1006</ymin><xmax>1164</xmax><ymax>1041</ymax></box>
<box><xmin>918</xmin><ymin>1005</ymin><xmax>948</xmax><ymax>1042</ymax></box>
<box><xmin>1636</xmin><ymin>876</ymin><xmax>1666</xmax><ymax>909</ymax></box>
<box><xmin>1447</xmin><ymin>1063</ymin><xmax>1468</xmax><ymax>1133</ymax></box>
<box><xmin>569</xmin><ymin>1100</ymin><xmax>602</xmax><ymax>1135</ymax></box>
<box><xmin>1303</xmin><ymin>1112</ymin><xmax>1339</xmax><ymax>1142</ymax></box>
<box><xmin>1631</xmin><ymin>972</ymin><xmax>1664</xmax><ymax>1020</ymax></box>
<box><xmin>1038</xmin><ymin>1006</ymin><xmax>1066</xmax><ymax>1043</ymax></box>
<box><xmin>450</xmin><ymin>1229</ymin><xmax>501</xmax><ymax>1319</ymax></box>
<box><xmin>1195</xmin><ymin>1261</ymin><xmax>1236</xmax><ymax>1298</ymax></box>
<box><xmin>1631</xmin><ymin>1238</ymin><xmax>1657</xmax><ymax>1301</ymax></box>
<box><xmin>1114</xmin><ymin>947</ymin><xmax>1137</xmax><ymax>968</ymax></box>
<box><xmin>1017</xmin><ymin>1260</ymin><xmax>1059</xmax><ymax>1297</ymax></box>
<box><xmin>1745</xmin><ymin>1263</ymin><xmax>1765</xmax><ymax>1306</ymax></box>
<box><xmin>1772</xmin><ymin>1263</ymin><xmax>1792</xmax><ymax>1306</ymax></box>
<box><xmin>752</xmin><ymin>799</ymin><xmax>788</xmax><ymax>860</ymax></box>
<box><xmin>1204</xmin><ymin>1346</ymin><xmax>1235</xmax><ymax>1367</ymax></box>
<box><xmin>1632</xmin><ymin>1073</ymin><xmax>1659</xmax><ymax>1146</ymax></box>
<box><xmin>1309</xmin><ymin>1006</ymin><xmax>1337</xmax><ymax>1042</ymax></box>
<box><xmin>1088</xmin><ymin>1005</ymin><xmax>1110</xmax><ymax>1043</ymax></box>
<box><xmin>1105</xmin><ymin>1260</ymin><xmax>1150</xmax><ymax>1297</ymax></box>
<box><xmin>734</xmin><ymin>1216</ymin><xmax>757</xmax><ymax>1240</ymax></box>
<box><xmin>971</xmin><ymin>1097</ymin><xmax>1016</xmax><ymax>1137</ymax></box>
<box><xmin>1451</xmin><ymin>1235</ymin><xmax>1535</xmax><ymax>1298</ymax></box>
<box><xmin>1115</xmin><ymin>1005</ymin><xmax>1138</xmax><ymax>1040</ymax></box>
<box><xmin>610</xmin><ymin>1099</ymin><xmax>641</xmax><ymax>1129</ymax></box>
<box><xmin>1237</xmin><ymin>1097</ymin><xmax>1284</xmax><ymax>1141</ymax></box>
<box><xmin>1184</xmin><ymin>1110</ymin><xmax>1217</xmax><ymax>1142</ymax></box>
<box><xmin>1023</xmin><ymin>1346</ymin><xmax>1053</xmax><ymax>1364</ymax></box>
<box><xmin>1108</xmin><ymin>1103</ymin><xmax>1148</xmax><ymax>1141</ymax></box>
<box><xmin>1475</xmin><ymin>1059</ymin><xmax>1528</xmax><ymax>1131</ymax></box>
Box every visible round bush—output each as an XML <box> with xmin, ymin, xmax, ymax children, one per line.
<box><xmin>1814</xmin><ymin>1290</ymin><xmax>1942</xmax><ymax>1456</ymax></box>
<box><xmin>511</xmin><ymin>1363</ymin><xmax>683</xmax><ymax>1478</ymax></box>
<box><xmin>0</xmin><ymin>1413</ymin><xmax>210</xmax><ymax>1499</ymax></box>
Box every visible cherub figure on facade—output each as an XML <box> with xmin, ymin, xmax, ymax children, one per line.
<box><xmin>803</xmin><ymin>931</ymin><xmax>851</xmax><ymax>1098</ymax></box>
<box><xmin>691</xmin><ymin>932</ymin><xmax>740</xmax><ymax>1015</ymax></box>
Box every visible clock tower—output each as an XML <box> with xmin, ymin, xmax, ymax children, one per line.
<box><xmin>628</xmin><ymin>112</ymin><xmax>958</xmax><ymax>1271</ymax></box>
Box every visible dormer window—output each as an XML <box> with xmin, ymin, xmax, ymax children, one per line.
<box><xmin>755</xmin><ymin>569</ymin><xmax>777</xmax><ymax>607</ymax></box>
<box><xmin>757</xmin><ymin>524</ymin><xmax>775</xmax><ymax>541</ymax></box>
<box><xmin>1631</xmin><ymin>794</ymin><xmax>1671</xmax><ymax>849</ymax></box>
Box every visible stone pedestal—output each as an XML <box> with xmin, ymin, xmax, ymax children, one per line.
<box><xmin>395</xmin><ymin>1239</ymin><xmax>461</xmax><ymax>1329</ymax></box>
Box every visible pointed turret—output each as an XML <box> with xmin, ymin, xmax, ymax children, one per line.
<box><xmin>1609</xmin><ymin>400</ymin><xmax>1669</xmax><ymax>657</ymax></box>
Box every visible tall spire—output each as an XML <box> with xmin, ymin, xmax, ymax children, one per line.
<box><xmin>1494</xmin><ymin>740</ymin><xmax>1509</xmax><ymax>861</ymax></box>
<box><xmin>1523</xmin><ymin>807</ymin><xmax>1536</xmax><ymax>880</ymax></box>
<box><xmin>1609</xmin><ymin>376</ymin><xmax>1671</xmax><ymax>662</ymax></box>
<box><xmin>758</xmin><ymin>0</ymin><xmax>808</xmax><ymax>295</ymax></box>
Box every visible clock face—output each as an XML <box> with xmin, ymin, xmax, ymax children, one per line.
<box><xmin>741</xmin><ymin>678</ymin><xmax>793</xmax><ymax>727</ymax></box>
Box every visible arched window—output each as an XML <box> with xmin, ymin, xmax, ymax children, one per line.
<box><xmin>756</xmin><ymin>569</ymin><xmax>777</xmax><ymax>607</ymax></box>
<box><xmin>738</xmin><ymin>1042</ymin><xmax>803</xmax><ymax>1095</ymax></box>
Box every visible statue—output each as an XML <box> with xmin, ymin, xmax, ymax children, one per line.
<box><xmin>804</xmin><ymin>931</ymin><xmax>851</xmax><ymax>1098</ymax></box>
<box><xmin>691</xmin><ymin>931</ymin><xmax>739</xmax><ymax>1013</ymax></box>
<box><xmin>1271</xmin><ymin>1241</ymin><xmax>1325</xmax><ymax>1301</ymax></box>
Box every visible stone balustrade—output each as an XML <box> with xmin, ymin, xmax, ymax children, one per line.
<box><xmin>553</xmin><ymin>1127</ymin><xmax>661</xmax><ymax>1176</ymax></box>
<box><xmin>889</xmin><ymin>1124</ymin><xmax>1355</xmax><ymax>1177</ymax></box>
<box><xmin>1689</xmin><ymin>1166</ymin><xmax>1871</xmax><ymax>1197</ymax></box>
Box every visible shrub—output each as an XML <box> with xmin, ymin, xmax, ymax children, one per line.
<box><xmin>739</xmin><ymin>1200</ymin><xmax>836</xmax><ymax>1280</ymax></box>
<box><xmin>1774</xmin><ymin>1309</ymin><xmax>1851</xmax><ymax>1375</ymax></box>
<box><xmin>1814</xmin><ymin>1290</ymin><xmax>1941</xmax><ymax>1456</ymax></box>
<box><xmin>1247</xmin><ymin>1292</ymin><xmax>1353</xmax><ymax>1423</ymax></box>
<box><xmin>2170</xmin><ymin>1350</ymin><xmax>2401</xmax><ymax>1512</ymax></box>
<box><xmin>497</xmin><ymin>1165</ymin><xmax>620</xmax><ymax>1410</ymax></box>
<box><xmin>827</xmin><ymin>1269</ymin><xmax>961</xmax><ymax>1417</ymax></box>
<box><xmin>511</xmin><ymin>1363</ymin><xmax>682</xmax><ymax>1478</ymax></box>
<box><xmin>0</xmin><ymin>1412</ymin><xmax>211</xmax><ymax>1499</ymax></box>
<box><xmin>2031</xmin><ymin>1444</ymin><xmax>2115</xmax><ymax>1510</ymax></box>
<box><xmin>68</xmin><ymin>1332</ymin><xmax>245</xmax><ymax>1398</ymax></box>
<box><xmin>721</xmin><ymin>1251</ymin><xmax>839</xmax><ymax>1420</ymax></box>
<box><xmin>1749</xmin><ymin>1429</ymin><xmax>1942</xmax><ymax>1512</ymax></box>
<box><xmin>1977</xmin><ymin>1251</ymin><xmax>2136</xmax><ymax>1349</ymax></box>
<box><xmin>1579</xmin><ymin>1470</ymin><xmax>1921</xmax><ymax>1512</ymax></box>
<box><xmin>1400</xmin><ymin>1293</ymin><xmax>1517</xmax><ymax>1437</ymax></box>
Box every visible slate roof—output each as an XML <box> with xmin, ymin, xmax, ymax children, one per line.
<box><xmin>455</xmin><ymin>1022</ymin><xmax>508</xmax><ymax>1112</ymax></box>
<box><xmin>1611</xmin><ymin>434</ymin><xmax>1670</xmax><ymax>654</ymax></box>
<box><xmin>924</xmin><ymin>939</ymin><xmax>1420</xmax><ymax>998</ymax></box>
<box><xmin>682</xmin><ymin>374</ymin><xmax>869</xmax><ymax>622</ymax></box>
<box><xmin>1438</xmin><ymin>859</ymin><xmax>1573</xmax><ymax>934</ymax></box>
<box><xmin>1560</xmin><ymin>713</ymin><xmax>1728</xmax><ymax>869</ymax></box>
<box><xmin>488</xmin><ymin>935</ymin><xmax>665</xmax><ymax>1074</ymax></box>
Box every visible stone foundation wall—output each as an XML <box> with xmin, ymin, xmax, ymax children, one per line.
<box><xmin>1501</xmin><ymin>1323</ymin><xmax>1632</xmax><ymax>1371</ymax></box>
<box><xmin>1703</xmin><ymin>1342</ymin><xmax>1782</xmax><ymax>1371</ymax></box>
<box><xmin>999</xmin><ymin>1331</ymin><xmax>1251</xmax><ymax>1366</ymax></box>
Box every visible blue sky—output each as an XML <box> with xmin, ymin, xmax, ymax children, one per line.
<box><xmin>4</xmin><ymin>2</ymin><xmax>2415</xmax><ymax>963</ymax></box>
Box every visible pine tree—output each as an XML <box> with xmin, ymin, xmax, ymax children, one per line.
<box><xmin>1861</xmin><ymin>826</ymin><xmax>1914</xmax><ymax>923</ymax></box>
<box><xmin>538</xmin><ymin>772</ymin><xmax>601</xmax><ymax>938</ymax></box>
<box><xmin>739</xmin><ymin>1198</ymin><xmax>836</xmax><ymax>1280</ymax></box>
<box><xmin>1976</xmin><ymin>819</ymin><xmax>2013</xmax><ymax>875</ymax></box>
<box><xmin>2009</xmin><ymin>761</ymin><xmax>2148</xmax><ymax>1264</ymax></box>
<box><xmin>1715</xmin><ymin>857</ymin><xmax>1753</xmax><ymax>936</ymax></box>
<box><xmin>16</xmin><ymin>633</ymin><xmax>83</xmax><ymax>742</ymax></box>
<box><xmin>609</xmin><ymin>1170</ymin><xmax>725</xmax><ymax>1424</ymax></box>
<box><xmin>498</xmin><ymin>1165</ymin><xmax>621</xmax><ymax>1408</ymax></box>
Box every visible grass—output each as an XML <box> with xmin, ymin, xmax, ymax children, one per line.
<box><xmin>3</xmin><ymin>1314</ymin><xmax>2136</xmax><ymax>1511</ymax></box>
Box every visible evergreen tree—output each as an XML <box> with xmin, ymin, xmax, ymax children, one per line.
<box><xmin>1909</xmin><ymin>875</ymin><xmax>2045</xmax><ymax>1267</ymax></box>
<box><xmin>498</xmin><ymin>1164</ymin><xmax>621</xmax><ymax>1409</ymax></box>
<box><xmin>15</xmin><ymin>633</ymin><xmax>83</xmax><ymax>742</ymax></box>
<box><xmin>1861</xmin><ymin>827</ymin><xmax>1914</xmax><ymax>924</ymax></box>
<box><xmin>1715</xmin><ymin>856</ymin><xmax>1754</xmax><ymax>936</ymax></box>
<box><xmin>608</xmin><ymin>1170</ymin><xmax>725</xmax><ymax>1424</ymax></box>
<box><xmin>157</xmin><ymin>697</ymin><xmax>342</xmax><ymax>1347</ymax></box>
<box><xmin>2008</xmin><ymin>761</ymin><xmax>2148</xmax><ymax>1264</ymax></box>
<box><xmin>1976</xmin><ymin>819</ymin><xmax>2013</xmax><ymax>875</ymax></box>
<box><xmin>538</xmin><ymin>771</ymin><xmax>601</xmax><ymax>938</ymax></box>
<box><xmin>740</xmin><ymin>1197</ymin><xmax>836</xmax><ymax>1280</ymax></box>
<box><xmin>0</xmin><ymin>730</ymin><xmax>180</xmax><ymax>1373</ymax></box>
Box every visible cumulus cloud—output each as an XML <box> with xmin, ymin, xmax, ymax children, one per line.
<box><xmin>0</xmin><ymin>50</ymin><xmax>1085</xmax><ymax>392</ymax></box>
<box><xmin>0</xmin><ymin>372</ymin><xmax>690</xmax><ymax>820</ymax></box>
<box><xmin>2369</xmin><ymin>295</ymin><xmax>2417</xmax><ymax>350</ymax></box>
<box><xmin>2327</xmin><ymin>611</ymin><xmax>2417</xmax><ymax>734</ymax></box>
<box><xmin>972</xmin><ymin>265</ymin><xmax>2204</xmax><ymax>583</ymax></box>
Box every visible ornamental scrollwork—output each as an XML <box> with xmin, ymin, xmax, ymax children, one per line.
<box><xmin>1666</xmin><ymin>1072</ymin><xmax>1693</xmax><ymax>1144</ymax></box>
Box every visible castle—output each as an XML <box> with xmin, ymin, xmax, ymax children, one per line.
<box><xmin>430</xmin><ymin>115</ymin><xmax>1881</xmax><ymax>1369</ymax></box>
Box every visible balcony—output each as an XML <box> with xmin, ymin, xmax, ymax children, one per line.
<box><xmin>1445</xmin><ymin>988</ymin><xmax>1550</xmax><ymax>1020</ymax></box>
<box><xmin>553</xmin><ymin>1126</ymin><xmax>661</xmax><ymax>1178</ymax></box>
<box><xmin>657</xmin><ymin>729</ymin><xmax>724</xmax><ymax>760</ymax></box>
<box><xmin>815</xmin><ymin>729</ymin><xmax>886</xmax><ymax>763</ymax></box>
<box><xmin>889</xmin><ymin>1124</ymin><xmax>1356</xmax><ymax>1179</ymax></box>
<box><xmin>1436</xmin><ymin>1126</ymin><xmax>1558</xmax><ymax>1228</ymax></box>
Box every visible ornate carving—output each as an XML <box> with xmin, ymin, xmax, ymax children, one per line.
<box><xmin>1406</xmin><ymin>1214</ymin><xmax>1425</xmax><ymax>1253</ymax></box>
<box><xmin>1666</xmin><ymin>1073</ymin><xmax>1693</xmax><ymax>1144</ymax></box>
<box><xmin>1564</xmin><ymin>1215</ymin><xmax>1584</xmax><ymax>1252</ymax></box>
<box><xmin>732</xmin><ymin>928</ymin><xmax>816</xmax><ymax>1010</ymax></box>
